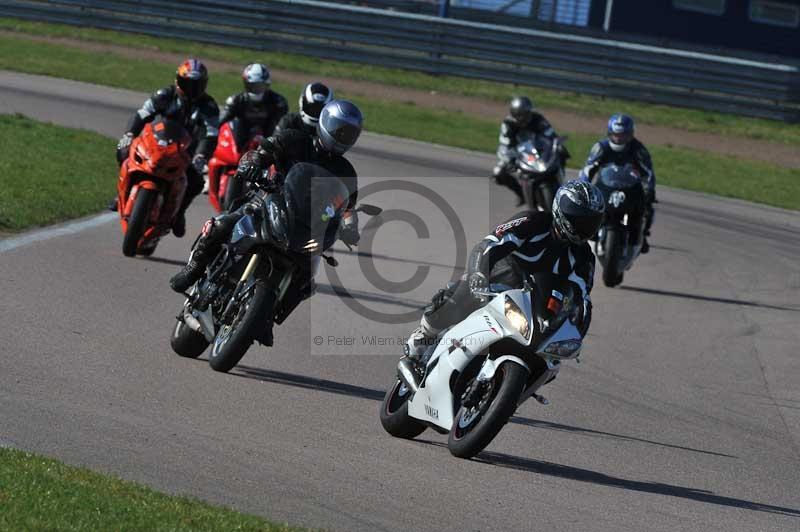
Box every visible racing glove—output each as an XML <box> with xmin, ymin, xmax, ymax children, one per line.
<box><xmin>192</xmin><ymin>154</ymin><xmax>207</xmax><ymax>175</ymax></box>
<box><xmin>339</xmin><ymin>210</ymin><xmax>360</xmax><ymax>246</ymax></box>
<box><xmin>467</xmin><ymin>272</ymin><xmax>489</xmax><ymax>298</ymax></box>
<box><xmin>117</xmin><ymin>132</ymin><xmax>134</xmax><ymax>152</ymax></box>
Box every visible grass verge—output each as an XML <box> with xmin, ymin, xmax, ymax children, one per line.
<box><xmin>0</xmin><ymin>114</ymin><xmax>116</xmax><ymax>231</ymax></box>
<box><xmin>0</xmin><ymin>447</ymin><xmax>305</xmax><ymax>531</ymax></box>
<box><xmin>0</xmin><ymin>35</ymin><xmax>797</xmax><ymax>211</ymax></box>
<box><xmin>1</xmin><ymin>17</ymin><xmax>798</xmax><ymax>146</ymax></box>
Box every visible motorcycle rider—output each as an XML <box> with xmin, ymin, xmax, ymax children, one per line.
<box><xmin>578</xmin><ymin>114</ymin><xmax>655</xmax><ymax>253</ymax></box>
<box><xmin>219</xmin><ymin>63</ymin><xmax>289</xmax><ymax>148</ymax></box>
<box><xmin>275</xmin><ymin>82</ymin><xmax>334</xmax><ymax>135</ymax></box>
<box><xmin>114</xmin><ymin>59</ymin><xmax>219</xmax><ymax>237</ymax></box>
<box><xmin>402</xmin><ymin>180</ymin><xmax>604</xmax><ymax>370</ymax></box>
<box><xmin>493</xmin><ymin>96</ymin><xmax>568</xmax><ymax>205</ymax></box>
<box><xmin>168</xmin><ymin>100</ymin><xmax>364</xmax><ymax>344</ymax></box>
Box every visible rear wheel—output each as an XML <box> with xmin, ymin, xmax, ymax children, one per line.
<box><xmin>222</xmin><ymin>174</ymin><xmax>243</xmax><ymax>212</ymax></box>
<box><xmin>122</xmin><ymin>188</ymin><xmax>156</xmax><ymax>257</ymax></box>
<box><xmin>602</xmin><ymin>228</ymin><xmax>624</xmax><ymax>287</ymax></box>
<box><xmin>448</xmin><ymin>362</ymin><xmax>528</xmax><ymax>459</ymax></box>
<box><xmin>380</xmin><ymin>379</ymin><xmax>427</xmax><ymax>439</ymax></box>
<box><xmin>209</xmin><ymin>282</ymin><xmax>274</xmax><ymax>373</ymax></box>
<box><xmin>170</xmin><ymin>317</ymin><xmax>209</xmax><ymax>358</ymax></box>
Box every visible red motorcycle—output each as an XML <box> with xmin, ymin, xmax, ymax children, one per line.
<box><xmin>207</xmin><ymin>119</ymin><xmax>263</xmax><ymax>213</ymax></box>
<box><xmin>117</xmin><ymin>118</ymin><xmax>191</xmax><ymax>257</ymax></box>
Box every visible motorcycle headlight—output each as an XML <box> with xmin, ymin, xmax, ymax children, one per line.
<box><xmin>504</xmin><ymin>296</ymin><xmax>531</xmax><ymax>340</ymax></box>
<box><xmin>542</xmin><ymin>340</ymin><xmax>582</xmax><ymax>357</ymax></box>
<box><xmin>533</xmin><ymin>159</ymin><xmax>548</xmax><ymax>172</ymax></box>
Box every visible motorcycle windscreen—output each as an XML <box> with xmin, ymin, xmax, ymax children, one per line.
<box><xmin>528</xmin><ymin>272</ymin><xmax>576</xmax><ymax>330</ymax></box>
<box><xmin>282</xmin><ymin>163</ymin><xmax>349</xmax><ymax>254</ymax></box>
<box><xmin>598</xmin><ymin>164</ymin><xmax>641</xmax><ymax>190</ymax></box>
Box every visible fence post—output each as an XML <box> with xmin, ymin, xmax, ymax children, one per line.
<box><xmin>438</xmin><ymin>0</ymin><xmax>450</xmax><ymax>18</ymax></box>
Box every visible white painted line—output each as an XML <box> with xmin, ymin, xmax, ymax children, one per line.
<box><xmin>0</xmin><ymin>212</ymin><xmax>116</xmax><ymax>253</ymax></box>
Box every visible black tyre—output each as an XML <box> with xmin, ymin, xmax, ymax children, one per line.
<box><xmin>208</xmin><ymin>282</ymin><xmax>274</xmax><ymax>373</ymax></box>
<box><xmin>602</xmin><ymin>228</ymin><xmax>623</xmax><ymax>287</ymax></box>
<box><xmin>379</xmin><ymin>379</ymin><xmax>427</xmax><ymax>439</ymax></box>
<box><xmin>448</xmin><ymin>362</ymin><xmax>528</xmax><ymax>459</ymax></box>
<box><xmin>539</xmin><ymin>182</ymin><xmax>556</xmax><ymax>213</ymax></box>
<box><xmin>122</xmin><ymin>188</ymin><xmax>156</xmax><ymax>257</ymax></box>
<box><xmin>170</xmin><ymin>316</ymin><xmax>209</xmax><ymax>358</ymax></box>
<box><xmin>222</xmin><ymin>175</ymin><xmax>243</xmax><ymax>212</ymax></box>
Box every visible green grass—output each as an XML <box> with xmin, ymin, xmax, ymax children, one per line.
<box><xmin>0</xmin><ymin>114</ymin><xmax>117</xmax><ymax>231</ymax></box>
<box><xmin>0</xmin><ymin>447</ymin><xmax>306</xmax><ymax>531</ymax></box>
<box><xmin>1</xmin><ymin>17</ymin><xmax>799</xmax><ymax>145</ymax></box>
<box><xmin>0</xmin><ymin>34</ymin><xmax>797</xmax><ymax>212</ymax></box>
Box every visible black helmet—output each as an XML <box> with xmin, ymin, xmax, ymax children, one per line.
<box><xmin>317</xmin><ymin>100</ymin><xmax>362</xmax><ymax>156</ymax></box>
<box><xmin>242</xmin><ymin>63</ymin><xmax>271</xmax><ymax>101</ymax></box>
<box><xmin>509</xmin><ymin>96</ymin><xmax>534</xmax><ymax>126</ymax></box>
<box><xmin>552</xmin><ymin>181</ymin><xmax>605</xmax><ymax>244</ymax></box>
<box><xmin>300</xmin><ymin>82</ymin><xmax>334</xmax><ymax>127</ymax></box>
<box><xmin>175</xmin><ymin>59</ymin><xmax>208</xmax><ymax>100</ymax></box>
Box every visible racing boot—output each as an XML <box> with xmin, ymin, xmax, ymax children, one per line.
<box><xmin>172</xmin><ymin>210</ymin><xmax>187</xmax><ymax>238</ymax></box>
<box><xmin>169</xmin><ymin>237</ymin><xmax>214</xmax><ymax>293</ymax></box>
<box><xmin>254</xmin><ymin>321</ymin><xmax>274</xmax><ymax>346</ymax></box>
<box><xmin>107</xmin><ymin>197</ymin><xmax>118</xmax><ymax>212</ymax></box>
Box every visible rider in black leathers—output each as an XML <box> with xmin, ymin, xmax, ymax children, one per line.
<box><xmin>275</xmin><ymin>82</ymin><xmax>334</xmax><ymax>135</ymax></box>
<box><xmin>115</xmin><ymin>59</ymin><xmax>219</xmax><ymax>237</ymax></box>
<box><xmin>493</xmin><ymin>96</ymin><xmax>568</xmax><ymax>205</ymax></box>
<box><xmin>403</xmin><ymin>180</ymin><xmax>605</xmax><ymax>366</ymax></box>
<box><xmin>168</xmin><ymin>101</ymin><xmax>364</xmax><ymax>341</ymax></box>
<box><xmin>579</xmin><ymin>114</ymin><xmax>655</xmax><ymax>253</ymax></box>
<box><xmin>219</xmin><ymin>63</ymin><xmax>288</xmax><ymax>149</ymax></box>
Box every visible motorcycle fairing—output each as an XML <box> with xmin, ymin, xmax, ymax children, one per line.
<box><xmin>407</xmin><ymin>289</ymin><xmax>533</xmax><ymax>430</ymax></box>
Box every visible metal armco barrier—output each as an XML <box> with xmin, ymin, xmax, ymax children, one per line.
<box><xmin>3</xmin><ymin>0</ymin><xmax>799</xmax><ymax>121</ymax></box>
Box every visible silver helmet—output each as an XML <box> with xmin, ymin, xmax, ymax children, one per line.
<box><xmin>317</xmin><ymin>100</ymin><xmax>363</xmax><ymax>156</ymax></box>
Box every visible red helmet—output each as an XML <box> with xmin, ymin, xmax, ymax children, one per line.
<box><xmin>175</xmin><ymin>59</ymin><xmax>208</xmax><ymax>100</ymax></box>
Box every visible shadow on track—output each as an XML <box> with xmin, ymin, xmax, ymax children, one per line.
<box><xmin>332</xmin><ymin>247</ymin><xmax>465</xmax><ymax>272</ymax></box>
<box><xmin>510</xmin><ymin>416</ymin><xmax>736</xmax><ymax>458</ymax></box>
<box><xmin>232</xmin><ymin>365</ymin><xmax>385</xmax><ymax>401</ymax></box>
<box><xmin>471</xmin><ymin>448</ymin><xmax>800</xmax><ymax>517</ymax></box>
<box><xmin>228</xmin><ymin>365</ymin><xmax>733</xmax><ymax>459</ymax></box>
<box><xmin>619</xmin><ymin>285</ymin><xmax>799</xmax><ymax>312</ymax></box>
<box><xmin>141</xmin><ymin>256</ymin><xmax>187</xmax><ymax>267</ymax></box>
<box><xmin>317</xmin><ymin>283</ymin><xmax>427</xmax><ymax>310</ymax></box>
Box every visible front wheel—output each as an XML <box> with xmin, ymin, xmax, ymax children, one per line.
<box><xmin>380</xmin><ymin>379</ymin><xmax>427</xmax><ymax>439</ymax></box>
<box><xmin>448</xmin><ymin>362</ymin><xmax>528</xmax><ymax>459</ymax></box>
<box><xmin>122</xmin><ymin>188</ymin><xmax>157</xmax><ymax>257</ymax></box>
<box><xmin>538</xmin><ymin>181</ymin><xmax>556</xmax><ymax>213</ymax></box>
<box><xmin>602</xmin><ymin>228</ymin><xmax>624</xmax><ymax>287</ymax></box>
<box><xmin>208</xmin><ymin>282</ymin><xmax>274</xmax><ymax>373</ymax></box>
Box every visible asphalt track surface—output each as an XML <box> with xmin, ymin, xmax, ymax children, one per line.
<box><xmin>2</xmin><ymin>71</ymin><xmax>800</xmax><ymax>531</ymax></box>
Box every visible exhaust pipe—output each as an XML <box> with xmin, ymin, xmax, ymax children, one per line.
<box><xmin>397</xmin><ymin>358</ymin><xmax>421</xmax><ymax>394</ymax></box>
<box><xmin>183</xmin><ymin>313</ymin><xmax>203</xmax><ymax>334</ymax></box>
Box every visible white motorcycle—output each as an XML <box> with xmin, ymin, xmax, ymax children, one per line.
<box><xmin>380</xmin><ymin>273</ymin><xmax>585</xmax><ymax>459</ymax></box>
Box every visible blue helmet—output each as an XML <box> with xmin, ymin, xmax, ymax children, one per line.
<box><xmin>607</xmin><ymin>114</ymin><xmax>634</xmax><ymax>152</ymax></box>
<box><xmin>317</xmin><ymin>100</ymin><xmax>363</xmax><ymax>156</ymax></box>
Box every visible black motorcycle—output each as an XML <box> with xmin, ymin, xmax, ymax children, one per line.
<box><xmin>593</xmin><ymin>163</ymin><xmax>646</xmax><ymax>287</ymax></box>
<box><xmin>503</xmin><ymin>134</ymin><xmax>565</xmax><ymax>212</ymax></box>
<box><xmin>169</xmin><ymin>163</ymin><xmax>381</xmax><ymax>372</ymax></box>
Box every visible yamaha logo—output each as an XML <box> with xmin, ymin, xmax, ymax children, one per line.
<box><xmin>610</xmin><ymin>190</ymin><xmax>626</xmax><ymax>208</ymax></box>
<box><xmin>424</xmin><ymin>404</ymin><xmax>439</xmax><ymax>419</ymax></box>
